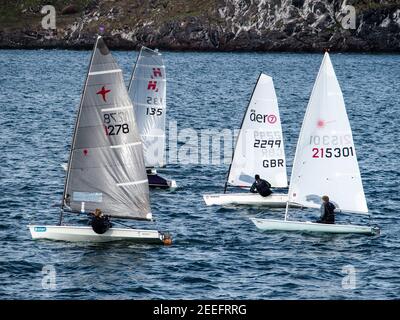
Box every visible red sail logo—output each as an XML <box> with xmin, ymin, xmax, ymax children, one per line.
<box><xmin>147</xmin><ymin>81</ymin><xmax>157</xmax><ymax>91</ymax></box>
<box><xmin>152</xmin><ymin>68</ymin><xmax>162</xmax><ymax>77</ymax></box>
<box><xmin>96</xmin><ymin>86</ymin><xmax>111</xmax><ymax>102</ymax></box>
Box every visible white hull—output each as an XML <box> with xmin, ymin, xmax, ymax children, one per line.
<box><xmin>250</xmin><ymin>218</ymin><xmax>379</xmax><ymax>235</ymax></box>
<box><xmin>203</xmin><ymin>193</ymin><xmax>298</xmax><ymax>208</ymax></box>
<box><xmin>28</xmin><ymin>225</ymin><xmax>168</xmax><ymax>244</ymax></box>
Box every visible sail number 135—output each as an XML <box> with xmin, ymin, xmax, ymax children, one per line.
<box><xmin>312</xmin><ymin>147</ymin><xmax>354</xmax><ymax>158</ymax></box>
<box><xmin>146</xmin><ymin>107</ymin><xmax>163</xmax><ymax>116</ymax></box>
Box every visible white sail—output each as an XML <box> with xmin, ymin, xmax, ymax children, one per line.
<box><xmin>288</xmin><ymin>53</ymin><xmax>368</xmax><ymax>214</ymax></box>
<box><xmin>227</xmin><ymin>73</ymin><xmax>288</xmax><ymax>188</ymax></box>
<box><xmin>128</xmin><ymin>47</ymin><xmax>166</xmax><ymax>168</ymax></box>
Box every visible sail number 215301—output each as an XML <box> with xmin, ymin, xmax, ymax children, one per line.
<box><xmin>312</xmin><ymin>147</ymin><xmax>354</xmax><ymax>158</ymax></box>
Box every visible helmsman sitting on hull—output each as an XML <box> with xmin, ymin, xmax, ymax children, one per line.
<box><xmin>88</xmin><ymin>208</ymin><xmax>112</xmax><ymax>234</ymax></box>
<box><xmin>317</xmin><ymin>195</ymin><xmax>335</xmax><ymax>224</ymax></box>
<box><xmin>250</xmin><ymin>174</ymin><xmax>272</xmax><ymax>197</ymax></box>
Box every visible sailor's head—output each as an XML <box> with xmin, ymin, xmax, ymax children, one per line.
<box><xmin>94</xmin><ymin>208</ymin><xmax>102</xmax><ymax>217</ymax></box>
<box><xmin>322</xmin><ymin>195</ymin><xmax>329</xmax><ymax>203</ymax></box>
<box><xmin>255</xmin><ymin>174</ymin><xmax>260</xmax><ymax>181</ymax></box>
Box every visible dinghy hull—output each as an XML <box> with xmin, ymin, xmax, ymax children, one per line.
<box><xmin>250</xmin><ymin>218</ymin><xmax>379</xmax><ymax>235</ymax></box>
<box><xmin>147</xmin><ymin>172</ymin><xmax>177</xmax><ymax>189</ymax></box>
<box><xmin>28</xmin><ymin>225</ymin><xmax>169</xmax><ymax>244</ymax></box>
<box><xmin>203</xmin><ymin>193</ymin><xmax>298</xmax><ymax>208</ymax></box>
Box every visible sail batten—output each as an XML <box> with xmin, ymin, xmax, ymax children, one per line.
<box><xmin>128</xmin><ymin>46</ymin><xmax>166</xmax><ymax>168</ymax></box>
<box><xmin>89</xmin><ymin>69</ymin><xmax>122</xmax><ymax>76</ymax></box>
<box><xmin>227</xmin><ymin>73</ymin><xmax>288</xmax><ymax>188</ymax></box>
<box><xmin>62</xmin><ymin>36</ymin><xmax>151</xmax><ymax>220</ymax></box>
<box><xmin>287</xmin><ymin>53</ymin><xmax>368</xmax><ymax>214</ymax></box>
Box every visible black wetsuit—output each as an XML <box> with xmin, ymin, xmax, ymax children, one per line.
<box><xmin>317</xmin><ymin>201</ymin><xmax>336</xmax><ymax>224</ymax></box>
<box><xmin>89</xmin><ymin>214</ymin><xmax>112</xmax><ymax>234</ymax></box>
<box><xmin>250</xmin><ymin>179</ymin><xmax>272</xmax><ymax>197</ymax></box>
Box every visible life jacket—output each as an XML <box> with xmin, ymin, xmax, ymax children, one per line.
<box><xmin>324</xmin><ymin>202</ymin><xmax>336</xmax><ymax>223</ymax></box>
<box><xmin>257</xmin><ymin>179</ymin><xmax>272</xmax><ymax>197</ymax></box>
<box><xmin>91</xmin><ymin>216</ymin><xmax>112</xmax><ymax>234</ymax></box>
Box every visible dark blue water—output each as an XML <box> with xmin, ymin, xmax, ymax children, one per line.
<box><xmin>1</xmin><ymin>49</ymin><xmax>399</xmax><ymax>299</ymax></box>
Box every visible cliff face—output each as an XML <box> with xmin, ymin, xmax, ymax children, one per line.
<box><xmin>0</xmin><ymin>0</ymin><xmax>399</xmax><ymax>51</ymax></box>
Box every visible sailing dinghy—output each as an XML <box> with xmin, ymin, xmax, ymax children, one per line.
<box><xmin>29</xmin><ymin>36</ymin><xmax>172</xmax><ymax>244</ymax></box>
<box><xmin>251</xmin><ymin>53</ymin><xmax>379</xmax><ymax>235</ymax></box>
<box><xmin>128</xmin><ymin>47</ymin><xmax>176</xmax><ymax>189</ymax></box>
<box><xmin>203</xmin><ymin>73</ymin><xmax>293</xmax><ymax>207</ymax></box>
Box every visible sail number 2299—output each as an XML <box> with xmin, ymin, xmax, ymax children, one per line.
<box><xmin>312</xmin><ymin>147</ymin><xmax>354</xmax><ymax>158</ymax></box>
<box><xmin>254</xmin><ymin>139</ymin><xmax>281</xmax><ymax>148</ymax></box>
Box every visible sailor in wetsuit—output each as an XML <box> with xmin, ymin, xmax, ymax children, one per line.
<box><xmin>317</xmin><ymin>195</ymin><xmax>336</xmax><ymax>224</ymax></box>
<box><xmin>89</xmin><ymin>208</ymin><xmax>112</xmax><ymax>234</ymax></box>
<box><xmin>250</xmin><ymin>174</ymin><xmax>272</xmax><ymax>197</ymax></box>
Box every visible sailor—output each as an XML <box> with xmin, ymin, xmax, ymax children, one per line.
<box><xmin>317</xmin><ymin>195</ymin><xmax>335</xmax><ymax>224</ymax></box>
<box><xmin>89</xmin><ymin>208</ymin><xmax>112</xmax><ymax>234</ymax></box>
<box><xmin>250</xmin><ymin>174</ymin><xmax>272</xmax><ymax>197</ymax></box>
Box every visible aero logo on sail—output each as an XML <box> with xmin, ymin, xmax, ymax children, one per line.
<box><xmin>249</xmin><ymin>109</ymin><xmax>277</xmax><ymax>124</ymax></box>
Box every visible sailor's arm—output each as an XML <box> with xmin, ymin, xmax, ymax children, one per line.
<box><xmin>319</xmin><ymin>204</ymin><xmax>326</xmax><ymax>219</ymax></box>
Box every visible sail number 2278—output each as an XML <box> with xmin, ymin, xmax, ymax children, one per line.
<box><xmin>312</xmin><ymin>147</ymin><xmax>354</xmax><ymax>158</ymax></box>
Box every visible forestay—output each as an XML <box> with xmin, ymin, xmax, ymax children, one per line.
<box><xmin>227</xmin><ymin>73</ymin><xmax>288</xmax><ymax>188</ymax></box>
<box><xmin>128</xmin><ymin>47</ymin><xmax>166</xmax><ymax>168</ymax></box>
<box><xmin>288</xmin><ymin>52</ymin><xmax>368</xmax><ymax>213</ymax></box>
<box><xmin>62</xmin><ymin>36</ymin><xmax>152</xmax><ymax>221</ymax></box>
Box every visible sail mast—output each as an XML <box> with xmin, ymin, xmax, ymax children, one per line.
<box><xmin>127</xmin><ymin>47</ymin><xmax>142</xmax><ymax>92</ymax></box>
<box><xmin>60</xmin><ymin>36</ymin><xmax>100</xmax><ymax>223</ymax></box>
<box><xmin>61</xmin><ymin>36</ymin><xmax>152</xmax><ymax>221</ymax></box>
<box><xmin>128</xmin><ymin>46</ymin><xmax>166</xmax><ymax>168</ymax></box>
<box><xmin>284</xmin><ymin>54</ymin><xmax>328</xmax><ymax>219</ymax></box>
<box><xmin>287</xmin><ymin>52</ymin><xmax>368</xmax><ymax>214</ymax></box>
<box><xmin>224</xmin><ymin>73</ymin><xmax>262</xmax><ymax>193</ymax></box>
<box><xmin>226</xmin><ymin>73</ymin><xmax>287</xmax><ymax>190</ymax></box>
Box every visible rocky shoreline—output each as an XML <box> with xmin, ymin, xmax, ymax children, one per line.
<box><xmin>0</xmin><ymin>0</ymin><xmax>399</xmax><ymax>52</ymax></box>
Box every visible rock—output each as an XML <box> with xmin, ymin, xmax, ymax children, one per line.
<box><xmin>0</xmin><ymin>0</ymin><xmax>399</xmax><ymax>52</ymax></box>
<box><xmin>61</xmin><ymin>5</ymin><xmax>79</xmax><ymax>15</ymax></box>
